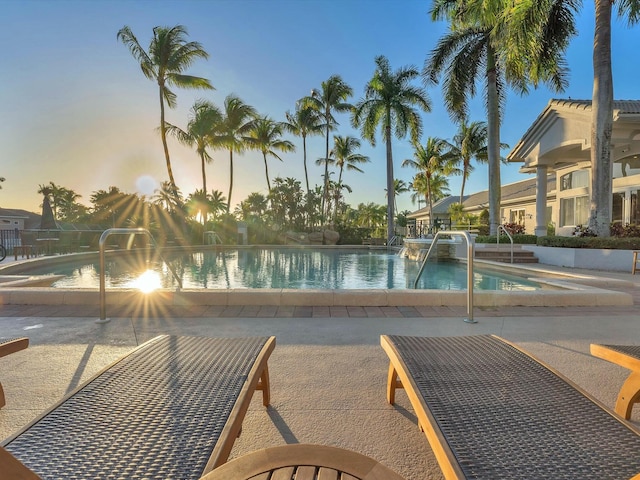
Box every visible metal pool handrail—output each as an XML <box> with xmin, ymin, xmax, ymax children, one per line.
<box><xmin>497</xmin><ymin>224</ymin><xmax>514</xmax><ymax>264</ymax></box>
<box><xmin>97</xmin><ymin>228</ymin><xmax>183</xmax><ymax>323</ymax></box>
<box><xmin>413</xmin><ymin>230</ymin><xmax>476</xmax><ymax>323</ymax></box>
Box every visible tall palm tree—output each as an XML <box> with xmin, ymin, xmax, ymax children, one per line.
<box><xmin>352</xmin><ymin>55</ymin><xmax>431</xmax><ymax>243</ymax></box>
<box><xmin>589</xmin><ymin>0</ymin><xmax>639</xmax><ymax>235</ymax></box>
<box><xmin>246</xmin><ymin>116</ymin><xmax>295</xmax><ymax>193</ymax></box>
<box><xmin>426</xmin><ymin>0</ymin><xmax>576</xmax><ymax>235</ymax></box>
<box><xmin>304</xmin><ymin>75</ymin><xmax>353</xmax><ymax>223</ymax></box>
<box><xmin>117</xmin><ymin>25</ymin><xmax>213</xmax><ymax>195</ymax></box>
<box><xmin>284</xmin><ymin>102</ymin><xmax>323</xmax><ymax>196</ymax></box>
<box><xmin>402</xmin><ymin>137</ymin><xmax>456</xmax><ymax>231</ymax></box>
<box><xmin>213</xmin><ymin>95</ymin><xmax>257</xmax><ymax>212</ymax></box>
<box><xmin>165</xmin><ymin>100</ymin><xmax>222</xmax><ymax>196</ymax></box>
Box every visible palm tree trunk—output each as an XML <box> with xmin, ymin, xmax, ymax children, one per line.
<box><xmin>427</xmin><ymin>176</ymin><xmax>434</xmax><ymax>234</ymax></box>
<box><xmin>159</xmin><ymin>84</ymin><xmax>177</xmax><ymax>191</ymax></box>
<box><xmin>227</xmin><ymin>149</ymin><xmax>234</xmax><ymax>213</ymax></box>
<box><xmin>590</xmin><ymin>0</ymin><xmax>613</xmax><ymax>237</ymax></box>
<box><xmin>200</xmin><ymin>152</ymin><xmax>208</xmax><ymax>224</ymax></box>
<box><xmin>322</xmin><ymin>123</ymin><xmax>330</xmax><ymax>224</ymax></box>
<box><xmin>486</xmin><ymin>46</ymin><xmax>501</xmax><ymax>236</ymax></box>
<box><xmin>200</xmin><ymin>153</ymin><xmax>207</xmax><ymax>193</ymax></box>
<box><xmin>303</xmin><ymin>135</ymin><xmax>310</xmax><ymax>195</ymax></box>
<box><xmin>263</xmin><ymin>152</ymin><xmax>271</xmax><ymax>192</ymax></box>
<box><xmin>460</xmin><ymin>165</ymin><xmax>468</xmax><ymax>204</ymax></box>
<box><xmin>385</xmin><ymin>125</ymin><xmax>395</xmax><ymax>243</ymax></box>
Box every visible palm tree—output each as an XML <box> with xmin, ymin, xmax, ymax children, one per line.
<box><xmin>304</xmin><ymin>75</ymin><xmax>353</xmax><ymax>223</ymax></box>
<box><xmin>426</xmin><ymin>0</ymin><xmax>576</xmax><ymax>235</ymax></box>
<box><xmin>246</xmin><ymin>116</ymin><xmax>295</xmax><ymax>193</ymax></box>
<box><xmin>165</xmin><ymin>100</ymin><xmax>222</xmax><ymax>196</ymax></box>
<box><xmin>589</xmin><ymin>1</ymin><xmax>639</xmax><ymax>235</ymax></box>
<box><xmin>410</xmin><ymin>172</ymin><xmax>451</xmax><ymax>206</ymax></box>
<box><xmin>153</xmin><ymin>181</ymin><xmax>183</xmax><ymax>214</ymax></box>
<box><xmin>355</xmin><ymin>202</ymin><xmax>386</xmax><ymax>231</ymax></box>
<box><xmin>186</xmin><ymin>188</ymin><xmax>210</xmax><ymax>224</ymax></box>
<box><xmin>402</xmin><ymin>137</ymin><xmax>456</xmax><ymax>232</ymax></box>
<box><xmin>386</xmin><ymin>179</ymin><xmax>410</xmax><ymax>214</ymax></box>
<box><xmin>208</xmin><ymin>190</ymin><xmax>228</xmax><ymax>221</ymax></box>
<box><xmin>449</xmin><ymin>120</ymin><xmax>488</xmax><ymax>203</ymax></box>
<box><xmin>213</xmin><ymin>95</ymin><xmax>257</xmax><ymax>212</ymax></box>
<box><xmin>330</xmin><ymin>136</ymin><xmax>369</xmax><ymax>185</ymax></box>
<box><xmin>352</xmin><ymin>55</ymin><xmax>431</xmax><ymax>243</ymax></box>
<box><xmin>117</xmin><ymin>25</ymin><xmax>213</xmax><ymax>194</ymax></box>
<box><xmin>284</xmin><ymin>102</ymin><xmax>323</xmax><ymax>196</ymax></box>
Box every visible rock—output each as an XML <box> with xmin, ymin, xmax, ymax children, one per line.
<box><xmin>323</xmin><ymin>230</ymin><xmax>340</xmax><ymax>245</ymax></box>
<box><xmin>308</xmin><ymin>232</ymin><xmax>324</xmax><ymax>245</ymax></box>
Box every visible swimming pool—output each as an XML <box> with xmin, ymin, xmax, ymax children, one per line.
<box><xmin>24</xmin><ymin>247</ymin><xmax>542</xmax><ymax>291</ymax></box>
<box><xmin>0</xmin><ymin>247</ymin><xmax>633</xmax><ymax>309</ymax></box>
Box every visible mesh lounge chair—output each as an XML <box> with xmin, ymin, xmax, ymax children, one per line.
<box><xmin>1</xmin><ymin>335</ymin><xmax>275</xmax><ymax>479</ymax></box>
<box><xmin>381</xmin><ymin>334</ymin><xmax>640</xmax><ymax>480</ymax></box>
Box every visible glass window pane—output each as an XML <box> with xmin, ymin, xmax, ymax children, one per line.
<box><xmin>575</xmin><ymin>196</ymin><xmax>590</xmax><ymax>225</ymax></box>
<box><xmin>612</xmin><ymin>192</ymin><xmax>624</xmax><ymax>223</ymax></box>
<box><xmin>560</xmin><ymin>198</ymin><xmax>574</xmax><ymax>226</ymax></box>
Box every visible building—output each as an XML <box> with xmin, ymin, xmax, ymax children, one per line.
<box><xmin>508</xmin><ymin>99</ymin><xmax>640</xmax><ymax>236</ymax></box>
<box><xmin>409</xmin><ymin>99</ymin><xmax>640</xmax><ymax>237</ymax></box>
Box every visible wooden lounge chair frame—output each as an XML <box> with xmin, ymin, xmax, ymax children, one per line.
<box><xmin>200</xmin><ymin>444</ymin><xmax>406</xmax><ymax>480</ymax></box>
<box><xmin>2</xmin><ymin>335</ymin><xmax>275</xmax><ymax>480</ymax></box>
<box><xmin>0</xmin><ymin>337</ymin><xmax>29</xmax><ymax>408</ymax></box>
<box><xmin>381</xmin><ymin>334</ymin><xmax>640</xmax><ymax>480</ymax></box>
<box><xmin>590</xmin><ymin>343</ymin><xmax>640</xmax><ymax>420</ymax></box>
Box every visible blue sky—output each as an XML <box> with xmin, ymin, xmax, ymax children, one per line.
<box><xmin>1</xmin><ymin>0</ymin><xmax>639</xmax><ymax>216</ymax></box>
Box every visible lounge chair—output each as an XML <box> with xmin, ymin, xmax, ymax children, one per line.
<box><xmin>0</xmin><ymin>337</ymin><xmax>29</xmax><ymax>408</ymax></box>
<box><xmin>200</xmin><ymin>444</ymin><xmax>406</xmax><ymax>480</ymax></box>
<box><xmin>590</xmin><ymin>343</ymin><xmax>640</xmax><ymax>420</ymax></box>
<box><xmin>1</xmin><ymin>335</ymin><xmax>275</xmax><ymax>479</ymax></box>
<box><xmin>381</xmin><ymin>334</ymin><xmax>640</xmax><ymax>480</ymax></box>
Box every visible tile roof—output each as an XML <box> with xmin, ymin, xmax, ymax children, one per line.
<box><xmin>550</xmin><ymin>99</ymin><xmax>640</xmax><ymax>114</ymax></box>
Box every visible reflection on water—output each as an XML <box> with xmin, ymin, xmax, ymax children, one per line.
<box><xmin>45</xmin><ymin>248</ymin><xmax>541</xmax><ymax>291</ymax></box>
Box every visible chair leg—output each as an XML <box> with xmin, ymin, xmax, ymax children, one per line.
<box><xmin>615</xmin><ymin>371</ymin><xmax>640</xmax><ymax>420</ymax></box>
<box><xmin>387</xmin><ymin>363</ymin><xmax>401</xmax><ymax>405</ymax></box>
<box><xmin>256</xmin><ymin>365</ymin><xmax>270</xmax><ymax>407</ymax></box>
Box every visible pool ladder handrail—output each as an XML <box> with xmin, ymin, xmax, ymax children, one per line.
<box><xmin>413</xmin><ymin>230</ymin><xmax>476</xmax><ymax>323</ymax></box>
<box><xmin>496</xmin><ymin>224</ymin><xmax>514</xmax><ymax>264</ymax></box>
<box><xmin>97</xmin><ymin>228</ymin><xmax>183</xmax><ymax>323</ymax></box>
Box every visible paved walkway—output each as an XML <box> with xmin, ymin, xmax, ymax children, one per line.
<box><xmin>0</xmin><ymin>264</ymin><xmax>639</xmax><ymax>479</ymax></box>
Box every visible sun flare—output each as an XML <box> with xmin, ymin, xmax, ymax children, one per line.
<box><xmin>130</xmin><ymin>270</ymin><xmax>162</xmax><ymax>293</ymax></box>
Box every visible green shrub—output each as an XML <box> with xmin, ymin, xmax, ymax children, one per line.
<box><xmin>536</xmin><ymin>235</ymin><xmax>640</xmax><ymax>249</ymax></box>
<box><xmin>476</xmin><ymin>234</ymin><xmax>537</xmax><ymax>244</ymax></box>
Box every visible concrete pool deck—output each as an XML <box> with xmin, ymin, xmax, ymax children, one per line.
<box><xmin>0</xmin><ymin>262</ymin><xmax>638</xmax><ymax>479</ymax></box>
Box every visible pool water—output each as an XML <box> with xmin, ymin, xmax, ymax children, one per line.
<box><xmin>42</xmin><ymin>248</ymin><xmax>542</xmax><ymax>291</ymax></box>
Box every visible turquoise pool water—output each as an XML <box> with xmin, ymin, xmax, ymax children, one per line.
<box><xmin>32</xmin><ymin>248</ymin><xmax>542</xmax><ymax>291</ymax></box>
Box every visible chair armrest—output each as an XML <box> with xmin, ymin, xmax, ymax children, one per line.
<box><xmin>0</xmin><ymin>338</ymin><xmax>29</xmax><ymax>359</ymax></box>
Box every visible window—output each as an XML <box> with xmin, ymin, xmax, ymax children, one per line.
<box><xmin>560</xmin><ymin>195</ymin><xmax>589</xmax><ymax>227</ymax></box>
<box><xmin>612</xmin><ymin>192</ymin><xmax>624</xmax><ymax>224</ymax></box>
<box><xmin>632</xmin><ymin>191</ymin><xmax>640</xmax><ymax>225</ymax></box>
<box><xmin>509</xmin><ymin>209</ymin><xmax>525</xmax><ymax>225</ymax></box>
<box><xmin>560</xmin><ymin>170</ymin><xmax>589</xmax><ymax>191</ymax></box>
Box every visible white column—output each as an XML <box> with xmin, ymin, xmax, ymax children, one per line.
<box><xmin>535</xmin><ymin>166</ymin><xmax>548</xmax><ymax>237</ymax></box>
